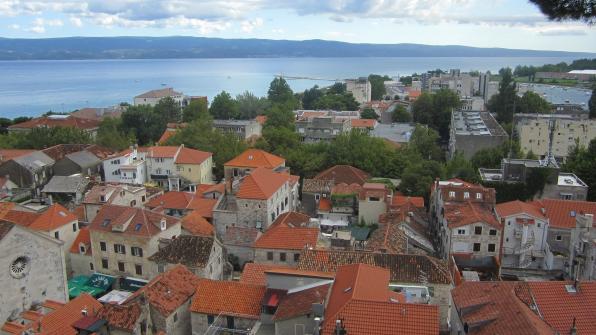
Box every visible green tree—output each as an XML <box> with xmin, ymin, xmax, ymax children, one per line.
<box><xmin>183</xmin><ymin>99</ymin><xmax>209</xmax><ymax>122</ymax></box>
<box><xmin>302</xmin><ymin>86</ymin><xmax>323</xmax><ymax>110</ymax></box>
<box><xmin>154</xmin><ymin>97</ymin><xmax>181</xmax><ymax>123</ymax></box>
<box><xmin>209</xmin><ymin>91</ymin><xmax>239</xmax><ymax>119</ymax></box>
<box><xmin>313</xmin><ymin>92</ymin><xmax>359</xmax><ymax>111</ymax></box>
<box><xmin>328</xmin><ymin>83</ymin><xmax>347</xmax><ymax>95</ymax></box>
<box><xmin>489</xmin><ymin>68</ymin><xmax>517</xmax><ymax>124</ymax></box>
<box><xmin>0</xmin><ymin>127</ymin><xmax>92</xmax><ymax>149</ymax></box>
<box><xmin>268</xmin><ymin>77</ymin><xmax>297</xmax><ymax>107</ymax></box>
<box><xmin>563</xmin><ymin>139</ymin><xmax>596</xmax><ymax>201</ymax></box>
<box><xmin>518</xmin><ymin>91</ymin><xmax>551</xmax><ymax>114</ymax></box>
<box><xmin>529</xmin><ymin>0</ymin><xmax>596</xmax><ymax>22</ymax></box>
<box><xmin>264</xmin><ymin>103</ymin><xmax>295</xmax><ymax>129</ymax></box>
<box><xmin>400</xmin><ymin>160</ymin><xmax>444</xmax><ymax>198</ymax></box>
<box><xmin>121</xmin><ymin>105</ymin><xmax>165</xmax><ymax>145</ymax></box>
<box><xmin>360</xmin><ymin>108</ymin><xmax>378</xmax><ymax>120</ymax></box>
<box><xmin>407</xmin><ymin>125</ymin><xmax>444</xmax><ymax>162</ymax></box>
<box><xmin>391</xmin><ymin>105</ymin><xmax>412</xmax><ymax>122</ymax></box>
<box><xmin>368</xmin><ymin>74</ymin><xmax>391</xmax><ymax>100</ymax></box>
<box><xmin>445</xmin><ymin>151</ymin><xmax>478</xmax><ymax>183</ymax></box>
<box><xmin>236</xmin><ymin>91</ymin><xmax>270</xmax><ymax>120</ymax></box>
<box><xmin>412</xmin><ymin>89</ymin><xmax>460</xmax><ymax>141</ymax></box>
<box><xmin>411</xmin><ymin>92</ymin><xmax>434</xmax><ymax>126</ymax></box>
<box><xmin>589</xmin><ymin>85</ymin><xmax>596</xmax><ymax>119</ymax></box>
<box><xmin>95</xmin><ymin>117</ymin><xmax>135</xmax><ymax>151</ymax></box>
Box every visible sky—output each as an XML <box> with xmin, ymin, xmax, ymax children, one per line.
<box><xmin>0</xmin><ymin>0</ymin><xmax>595</xmax><ymax>52</ymax></box>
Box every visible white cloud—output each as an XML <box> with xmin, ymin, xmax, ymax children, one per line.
<box><xmin>46</xmin><ymin>18</ymin><xmax>63</xmax><ymax>26</ymax></box>
<box><xmin>70</xmin><ymin>16</ymin><xmax>82</xmax><ymax>27</ymax></box>
<box><xmin>241</xmin><ymin>17</ymin><xmax>263</xmax><ymax>33</ymax></box>
<box><xmin>27</xmin><ymin>24</ymin><xmax>45</xmax><ymax>33</ymax></box>
<box><xmin>271</xmin><ymin>28</ymin><xmax>285</xmax><ymax>34</ymax></box>
<box><xmin>8</xmin><ymin>23</ymin><xmax>19</xmax><ymax>29</ymax></box>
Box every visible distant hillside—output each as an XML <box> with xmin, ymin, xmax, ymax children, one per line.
<box><xmin>0</xmin><ymin>36</ymin><xmax>592</xmax><ymax>60</ymax></box>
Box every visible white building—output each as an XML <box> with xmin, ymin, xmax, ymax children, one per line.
<box><xmin>345</xmin><ymin>78</ymin><xmax>372</xmax><ymax>104</ymax></box>
<box><xmin>82</xmin><ymin>184</ymin><xmax>148</xmax><ymax>222</ymax></box>
<box><xmin>103</xmin><ymin>147</ymin><xmax>147</xmax><ymax>185</ymax></box>
<box><xmin>495</xmin><ymin>200</ymin><xmax>550</xmax><ymax>269</ymax></box>
<box><xmin>134</xmin><ymin>87</ymin><xmax>186</xmax><ymax>107</ymax></box>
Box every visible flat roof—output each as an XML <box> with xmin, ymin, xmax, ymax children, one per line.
<box><xmin>557</xmin><ymin>173</ymin><xmax>587</xmax><ymax>187</ymax></box>
<box><xmin>452</xmin><ymin>111</ymin><xmax>507</xmax><ymax>137</ymax></box>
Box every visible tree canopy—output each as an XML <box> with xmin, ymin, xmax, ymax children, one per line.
<box><xmin>369</xmin><ymin>74</ymin><xmax>391</xmax><ymax>100</ymax></box>
<box><xmin>209</xmin><ymin>91</ymin><xmax>240</xmax><ymax>120</ymax></box>
<box><xmin>412</xmin><ymin>89</ymin><xmax>460</xmax><ymax>141</ymax></box>
<box><xmin>529</xmin><ymin>0</ymin><xmax>596</xmax><ymax>22</ymax></box>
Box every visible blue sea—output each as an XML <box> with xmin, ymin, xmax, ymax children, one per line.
<box><xmin>0</xmin><ymin>56</ymin><xmax>585</xmax><ymax>118</ymax></box>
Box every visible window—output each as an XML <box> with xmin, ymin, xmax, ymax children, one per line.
<box><xmin>114</xmin><ymin>244</ymin><xmax>126</xmax><ymax>254</ymax></box>
<box><xmin>474</xmin><ymin>227</ymin><xmax>482</xmax><ymax>235</ymax></box>
<box><xmin>135</xmin><ymin>264</ymin><xmax>143</xmax><ymax>276</ymax></box>
<box><xmin>173</xmin><ymin>313</ymin><xmax>178</xmax><ymax>323</ymax></box>
<box><xmin>556</xmin><ymin>235</ymin><xmax>562</xmax><ymax>241</ymax></box>
<box><xmin>473</xmin><ymin>243</ymin><xmax>481</xmax><ymax>252</ymax></box>
<box><xmin>54</xmin><ymin>231</ymin><xmax>59</xmax><ymax>239</ymax></box>
<box><xmin>463</xmin><ymin>192</ymin><xmax>470</xmax><ymax>199</ymax></box>
<box><xmin>207</xmin><ymin>315</ymin><xmax>215</xmax><ymax>325</ymax></box>
<box><xmin>294</xmin><ymin>253</ymin><xmax>300</xmax><ymax>262</ymax></box>
<box><xmin>158</xmin><ymin>264</ymin><xmax>165</xmax><ymax>273</ymax></box>
<box><xmin>118</xmin><ymin>261</ymin><xmax>125</xmax><ymax>272</ymax></box>
<box><xmin>449</xmin><ymin>191</ymin><xmax>455</xmax><ymax>198</ymax></box>
<box><xmin>130</xmin><ymin>200</ymin><xmax>136</xmax><ymax>207</ymax></box>
<box><xmin>101</xmin><ymin>258</ymin><xmax>109</xmax><ymax>269</ymax></box>
<box><xmin>89</xmin><ymin>262</ymin><xmax>94</xmax><ymax>271</ymax></box>
<box><xmin>315</xmin><ymin>194</ymin><xmax>321</xmax><ymax>200</ymax></box>
<box><xmin>476</xmin><ymin>193</ymin><xmax>482</xmax><ymax>200</ymax></box>
<box><xmin>79</xmin><ymin>245</ymin><xmax>86</xmax><ymax>254</ymax></box>
<box><xmin>280</xmin><ymin>253</ymin><xmax>287</xmax><ymax>262</ymax></box>
<box><xmin>131</xmin><ymin>247</ymin><xmax>143</xmax><ymax>257</ymax></box>
<box><xmin>489</xmin><ymin>229</ymin><xmax>497</xmax><ymax>236</ymax></box>
<box><xmin>72</xmin><ymin>223</ymin><xmax>77</xmax><ymax>232</ymax></box>
<box><xmin>457</xmin><ymin>229</ymin><xmax>466</xmax><ymax>235</ymax></box>
<box><xmin>267</xmin><ymin>252</ymin><xmax>273</xmax><ymax>261</ymax></box>
<box><xmin>488</xmin><ymin>244</ymin><xmax>496</xmax><ymax>252</ymax></box>
<box><xmin>100</xmin><ymin>241</ymin><xmax>107</xmax><ymax>252</ymax></box>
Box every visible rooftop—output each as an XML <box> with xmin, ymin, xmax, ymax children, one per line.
<box><xmin>96</xmin><ymin>302</ymin><xmax>141</xmax><ymax>332</ymax></box>
<box><xmin>314</xmin><ymin>165</ymin><xmax>370</xmax><ymax>186</ymax></box>
<box><xmin>531</xmin><ymin>198</ymin><xmax>596</xmax><ymax>229</ymax></box>
<box><xmin>254</xmin><ymin>213</ymin><xmax>319</xmax><ymax>250</ymax></box>
<box><xmin>236</xmin><ymin>167</ymin><xmax>295</xmax><ymax>200</ymax></box>
<box><xmin>451</xmin><ymin>111</ymin><xmax>507</xmax><ymax>137</ymax></box>
<box><xmin>175</xmin><ymin>147</ymin><xmax>212</xmax><ymax>165</ymax></box>
<box><xmin>370</xmin><ymin>123</ymin><xmax>414</xmax><ymax>144</ymax></box>
<box><xmin>495</xmin><ymin>200</ymin><xmax>546</xmax><ymax>220</ymax></box>
<box><xmin>443</xmin><ymin>201</ymin><xmax>501</xmax><ymax>229</ymax></box>
<box><xmin>4</xmin><ymin>203</ymin><xmax>77</xmax><ymax>232</ymax></box>
<box><xmin>8</xmin><ymin>115</ymin><xmax>100</xmax><ymax>130</ymax></box>
<box><xmin>239</xmin><ymin>263</ymin><xmax>294</xmax><ymax>286</ymax></box>
<box><xmin>89</xmin><ymin>205</ymin><xmax>179</xmax><ymax>237</ymax></box>
<box><xmin>224</xmin><ymin>149</ymin><xmax>285</xmax><ymax>169</ymax></box>
<box><xmin>135</xmin><ymin>87</ymin><xmax>182</xmax><ymax>99</ymax></box>
<box><xmin>41</xmin><ymin>175</ymin><xmax>89</xmax><ymax>194</ymax></box>
<box><xmin>148</xmin><ymin>235</ymin><xmax>215</xmax><ymax>268</ymax></box>
<box><xmin>181</xmin><ymin>211</ymin><xmax>214</xmax><ymax>236</ymax></box>
<box><xmin>190</xmin><ymin>279</ymin><xmax>266</xmax><ymax>319</ymax></box>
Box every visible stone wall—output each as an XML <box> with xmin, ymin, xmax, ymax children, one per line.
<box><xmin>254</xmin><ymin>248</ymin><xmax>301</xmax><ymax>267</ymax></box>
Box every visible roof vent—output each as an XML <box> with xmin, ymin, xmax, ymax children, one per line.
<box><xmin>160</xmin><ymin>218</ymin><xmax>167</xmax><ymax>231</ymax></box>
<box><xmin>81</xmin><ymin>308</ymin><xmax>88</xmax><ymax>316</ymax></box>
<box><xmin>570</xmin><ymin>210</ymin><xmax>576</xmax><ymax>217</ymax></box>
<box><xmin>343</xmin><ymin>287</ymin><xmax>352</xmax><ymax>293</ymax></box>
<box><xmin>565</xmin><ymin>284</ymin><xmax>577</xmax><ymax>294</ymax></box>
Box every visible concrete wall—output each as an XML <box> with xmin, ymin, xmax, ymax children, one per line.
<box><xmin>542</xmin><ymin>183</ymin><xmax>587</xmax><ymax>201</ymax></box>
<box><xmin>176</xmin><ymin>157</ymin><xmax>213</xmax><ymax>185</ymax></box>
<box><xmin>0</xmin><ymin>225</ymin><xmax>68</xmax><ymax>324</ymax></box>
<box><xmin>358</xmin><ymin>199</ymin><xmax>386</xmax><ymax>225</ymax></box>
<box><xmin>275</xmin><ymin>315</ymin><xmax>318</xmax><ymax>335</ymax></box>
<box><xmin>547</xmin><ymin>227</ymin><xmax>572</xmax><ymax>257</ymax></box>
<box><xmin>254</xmin><ymin>248</ymin><xmax>301</xmax><ymax>267</ymax></box>
<box><xmin>69</xmin><ymin>252</ymin><xmax>94</xmax><ymax>277</ymax></box>
<box><xmin>151</xmin><ymin>300</ymin><xmax>192</xmax><ymax>335</ymax></box>
<box><xmin>225</xmin><ymin>244</ymin><xmax>254</xmax><ymax>268</ymax></box>
<box><xmin>446</xmin><ymin>222</ymin><xmax>501</xmax><ymax>259</ymax></box>
<box><xmin>500</xmin><ymin>214</ymin><xmax>549</xmax><ymax>269</ymax></box>
<box><xmin>191</xmin><ymin>313</ymin><xmax>255</xmax><ymax>335</ymax></box>
<box><xmin>451</xmin><ymin>133</ymin><xmax>507</xmax><ymax>160</ymax></box>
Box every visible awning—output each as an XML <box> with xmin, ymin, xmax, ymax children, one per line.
<box><xmin>68</xmin><ymin>274</ymin><xmax>113</xmax><ymax>299</ymax></box>
<box><xmin>98</xmin><ymin>290</ymin><xmax>133</xmax><ymax>305</ymax></box>
<box><xmin>120</xmin><ymin>276</ymin><xmax>149</xmax><ymax>292</ymax></box>
<box><xmin>319</xmin><ymin>218</ymin><xmax>349</xmax><ymax>227</ymax></box>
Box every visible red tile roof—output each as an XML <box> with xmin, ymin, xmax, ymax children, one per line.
<box><xmin>175</xmin><ymin>147</ymin><xmax>212</xmax><ymax>165</ymax></box>
<box><xmin>187</xmin><ymin>197</ymin><xmax>218</xmax><ymax>219</ymax></box>
<box><xmin>321</xmin><ymin>263</ymin><xmax>438</xmax><ymax>335</ymax></box>
<box><xmin>224</xmin><ymin>149</ymin><xmax>285</xmax><ymax>169</ymax></box>
<box><xmin>273</xmin><ymin>283</ymin><xmax>330</xmax><ymax>321</ymax></box>
<box><xmin>69</xmin><ymin>227</ymin><xmax>91</xmax><ymax>255</ymax></box>
<box><xmin>392</xmin><ymin>195</ymin><xmax>425</xmax><ymax>208</ymax></box>
<box><xmin>145</xmin><ymin>146</ymin><xmax>180</xmax><ymax>158</ymax></box>
<box><xmin>33</xmin><ymin>294</ymin><xmax>102</xmax><ymax>335</ymax></box>
<box><xmin>366</xmin><ymin>219</ymin><xmax>408</xmax><ymax>254</ymax></box>
<box><xmin>271</xmin><ymin>211</ymin><xmax>311</xmax><ymax>227</ymax></box>
<box><xmin>181</xmin><ymin>211</ymin><xmax>214</xmax><ymax>236</ymax></box>
<box><xmin>240</xmin><ymin>263</ymin><xmax>294</xmax><ymax>286</ymax></box>
<box><xmin>0</xmin><ymin>149</ymin><xmax>35</xmax><ymax>162</ymax></box>
<box><xmin>350</xmin><ymin>119</ymin><xmax>377</xmax><ymax>128</ymax></box>
<box><xmin>236</xmin><ymin>167</ymin><xmax>295</xmax><ymax>200</ymax></box>
<box><xmin>190</xmin><ymin>279</ymin><xmax>266</xmax><ymax>319</ymax></box>
<box><xmin>4</xmin><ymin>204</ymin><xmax>77</xmax><ymax>232</ymax></box>
<box><xmin>452</xmin><ymin>282</ymin><xmax>555</xmax><ymax>335</ymax></box>
<box><xmin>496</xmin><ymin>200</ymin><xmax>546</xmax><ymax>220</ymax></box>
<box><xmin>96</xmin><ymin>302</ymin><xmax>141</xmax><ymax>332</ymax></box>
<box><xmin>332</xmin><ymin>182</ymin><xmax>362</xmax><ymax>195</ymax></box>
<box><xmin>157</xmin><ymin>129</ymin><xmax>177</xmax><ymax>144</ymax></box>
<box><xmin>146</xmin><ymin>191</ymin><xmax>195</xmax><ymax>210</ymax></box>
<box><xmin>319</xmin><ymin>197</ymin><xmax>332</xmax><ymax>211</ymax></box>
<box><xmin>8</xmin><ymin>115</ymin><xmax>100</xmax><ymax>130</ymax></box>
<box><xmin>254</xmin><ymin>212</ymin><xmax>318</xmax><ymax>250</ymax></box>
<box><xmin>315</xmin><ymin>165</ymin><xmax>370</xmax><ymax>186</ymax></box>
<box><xmin>255</xmin><ymin>115</ymin><xmax>267</xmax><ymax>125</ymax></box>
<box><xmin>89</xmin><ymin>205</ymin><xmax>179</xmax><ymax>237</ymax></box>
<box><xmin>264</xmin><ymin>268</ymin><xmax>335</xmax><ymax>279</ymax></box>
<box><xmin>527</xmin><ymin>281</ymin><xmax>596</xmax><ymax>334</ymax></box>
<box><xmin>532</xmin><ymin>199</ymin><xmax>596</xmax><ymax>229</ymax></box>
<box><xmin>444</xmin><ymin>201</ymin><xmax>500</xmax><ymax>229</ymax></box>
<box><xmin>125</xmin><ymin>265</ymin><xmax>200</xmax><ymax>316</ymax></box>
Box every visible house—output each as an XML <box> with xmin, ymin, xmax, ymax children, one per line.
<box><xmin>320</xmin><ymin>263</ymin><xmax>439</xmax><ymax>335</ymax></box>
<box><xmin>373</xmin><ymin>211</ymin><xmax>435</xmax><ymax>255</ymax></box>
<box><xmin>350</xmin><ymin>118</ymin><xmax>378</xmax><ymax>131</ymax></box>
<box><xmin>83</xmin><ymin>184</ymin><xmax>148</xmax><ymax>222</ymax></box>
<box><xmin>41</xmin><ymin>175</ymin><xmax>90</xmax><ymax>204</ymax></box>
<box><xmin>70</xmin><ymin>106</ymin><xmax>125</xmax><ymax>121</ymax></box>
<box><xmin>144</xmin><ymin>145</ymin><xmax>213</xmax><ymax>191</ymax></box>
<box><xmin>495</xmin><ymin>200</ymin><xmax>550</xmax><ymax>269</ymax></box>
<box><xmin>134</xmin><ymin>87</ymin><xmax>186</xmax><ymax>107</ymax></box>
<box><xmin>212</xmin><ymin>119</ymin><xmax>262</xmax><ymax>141</ymax></box>
<box><xmin>345</xmin><ymin>78</ymin><xmax>372</xmax><ymax>103</ymax></box>
<box><xmin>0</xmin><ymin>220</ymin><xmax>68</xmax><ymax>325</ymax></box>
<box><xmin>95</xmin><ymin>301</ymin><xmax>148</xmax><ymax>335</ymax></box>
<box><xmin>318</xmin><ymin>182</ymin><xmax>362</xmax><ymax>227</ymax></box>
<box><xmin>223</xmin><ymin>148</ymin><xmax>286</xmax><ymax>183</ymax></box>
<box><xmin>223</xmin><ymin>227</ymin><xmax>260</xmax><ymax>269</ymax></box>
<box><xmin>102</xmin><ymin>146</ymin><xmax>147</xmax><ymax>185</ymax></box>
<box><xmin>253</xmin><ymin>212</ymin><xmax>319</xmax><ymax>266</ymax></box>
<box><xmin>358</xmin><ymin>182</ymin><xmax>390</xmax><ymax>225</ymax></box>
<box><xmin>157</xmin><ymin>123</ymin><xmax>188</xmax><ymax>145</ymax></box>
<box><xmin>52</xmin><ymin>147</ymin><xmax>111</xmax><ymax>177</ymax></box>
<box><xmin>3</xmin><ymin>203</ymin><xmax>81</xmax><ymax>271</ymax></box>
<box><xmin>0</xmin><ymin>293</ymin><xmax>102</xmax><ymax>335</ymax></box>
<box><xmin>532</xmin><ymin>199</ymin><xmax>596</xmax><ymax>275</ymax></box>
<box><xmin>0</xmin><ymin>149</ymin><xmax>35</xmax><ymax>164</ymax></box>
<box><xmin>239</xmin><ymin>263</ymin><xmax>294</xmax><ymax>286</ymax></box>
<box><xmin>7</xmin><ymin>114</ymin><xmax>101</xmax><ymax>137</ymax></box>
<box><xmin>69</xmin><ymin>227</ymin><xmax>94</xmax><ymax>277</ymax></box>
<box><xmin>297</xmin><ymin>249</ymin><xmax>453</xmax><ymax>331</ymax></box>
<box><xmin>300</xmin><ymin>179</ymin><xmax>333</xmax><ymax>217</ymax></box>
<box><xmin>569</xmin><ymin>213</ymin><xmax>595</xmax><ymax>280</ymax></box>
<box><xmin>122</xmin><ymin>265</ymin><xmax>201</xmax><ymax>335</ymax></box>
<box><xmin>148</xmin><ymin>235</ymin><xmax>224</xmax><ymax>279</ymax></box>
<box><xmin>0</xmin><ymin>176</ymin><xmax>18</xmax><ymax>200</ymax></box>
<box><xmin>313</xmin><ymin>165</ymin><xmax>370</xmax><ymax>186</ymax></box>
<box><xmin>190</xmin><ymin>279</ymin><xmax>266</xmax><ymax>334</ymax></box>
<box><xmin>145</xmin><ymin>186</ymin><xmax>222</xmax><ymax>221</ymax></box>
<box><xmin>0</xmin><ymin>150</ymin><xmax>54</xmax><ymax>194</ymax></box>
<box><xmin>180</xmin><ymin>211</ymin><xmax>215</xmax><ymax>236</ymax></box>
<box><xmin>448</xmin><ymin>111</ymin><xmax>508</xmax><ymax>160</ymax></box>
<box><xmin>295</xmin><ymin>116</ymin><xmax>351</xmax><ymax>142</ymax></box>
<box><xmin>88</xmin><ymin>205</ymin><xmax>181</xmax><ymax>280</ymax></box>
<box><xmin>214</xmin><ymin>167</ymin><xmax>299</xmax><ymax>238</ymax></box>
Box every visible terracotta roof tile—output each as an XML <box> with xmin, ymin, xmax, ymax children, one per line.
<box><xmin>365</xmin><ymin>219</ymin><xmax>408</xmax><ymax>254</ymax></box>
<box><xmin>190</xmin><ymin>279</ymin><xmax>266</xmax><ymax>319</ymax></box>
<box><xmin>392</xmin><ymin>195</ymin><xmax>425</xmax><ymax>208</ymax></box>
<box><xmin>157</xmin><ymin>129</ymin><xmax>177</xmax><ymax>144</ymax></box>
<box><xmin>240</xmin><ymin>263</ymin><xmax>294</xmax><ymax>286</ymax></box>
<box><xmin>452</xmin><ymin>282</ymin><xmax>555</xmax><ymax>335</ymax></box>
<box><xmin>3</xmin><ymin>210</ymin><xmax>41</xmax><ymax>227</ymax></box>
<box><xmin>224</xmin><ymin>149</ymin><xmax>285</xmax><ymax>169</ymax></box>
<box><xmin>32</xmin><ymin>294</ymin><xmax>102</xmax><ymax>335</ymax></box>
<box><xmin>4</xmin><ymin>204</ymin><xmax>77</xmax><ymax>232</ymax></box>
<box><xmin>444</xmin><ymin>201</ymin><xmax>500</xmax><ymax>229</ymax></box>
<box><xmin>314</xmin><ymin>165</ymin><xmax>370</xmax><ymax>186</ymax></box>
<box><xmin>89</xmin><ymin>205</ymin><xmax>179</xmax><ymax>237</ymax></box>
<box><xmin>331</xmin><ymin>183</ymin><xmax>362</xmax><ymax>195</ymax></box>
<box><xmin>181</xmin><ymin>211</ymin><xmax>213</xmax><ymax>236</ymax></box>
<box><xmin>1</xmin><ymin>321</ymin><xmax>26</xmax><ymax>334</ymax></box>
<box><xmin>175</xmin><ymin>147</ymin><xmax>212</xmax><ymax>165</ymax></box>
<box><xmin>8</xmin><ymin>115</ymin><xmax>100</xmax><ymax>130</ymax></box>
<box><xmin>254</xmin><ymin>212</ymin><xmax>318</xmax><ymax>250</ymax></box>
<box><xmin>145</xmin><ymin>146</ymin><xmax>180</xmax><ymax>158</ymax></box>
<box><xmin>350</xmin><ymin>119</ymin><xmax>377</xmax><ymax>128</ymax></box>
<box><xmin>531</xmin><ymin>199</ymin><xmax>596</xmax><ymax>229</ymax></box>
<box><xmin>496</xmin><ymin>200</ymin><xmax>546</xmax><ymax>220</ymax></box>
<box><xmin>264</xmin><ymin>268</ymin><xmax>335</xmax><ymax>279</ymax></box>
<box><xmin>148</xmin><ymin>235</ymin><xmax>214</xmax><ymax>268</ymax></box>
<box><xmin>0</xmin><ymin>149</ymin><xmax>35</xmax><ymax>162</ymax></box>
<box><xmin>297</xmin><ymin>249</ymin><xmax>451</xmax><ymax>285</ymax></box>
<box><xmin>255</xmin><ymin>115</ymin><xmax>267</xmax><ymax>125</ymax></box>
<box><xmin>187</xmin><ymin>197</ymin><xmax>218</xmax><ymax>218</ymax></box>
<box><xmin>135</xmin><ymin>87</ymin><xmax>181</xmax><ymax>99</ymax></box>
<box><xmin>236</xmin><ymin>167</ymin><xmax>295</xmax><ymax>200</ymax></box>
<box><xmin>273</xmin><ymin>283</ymin><xmax>330</xmax><ymax>321</ymax></box>
<box><xmin>70</xmin><ymin>227</ymin><xmax>91</xmax><ymax>255</ymax></box>
<box><xmin>146</xmin><ymin>191</ymin><xmax>195</xmax><ymax>210</ymax></box>
<box><xmin>318</xmin><ymin>198</ymin><xmax>332</xmax><ymax>212</ymax></box>
<box><xmin>224</xmin><ymin>227</ymin><xmax>260</xmax><ymax>247</ymax></box>
<box><xmin>302</xmin><ymin>178</ymin><xmax>333</xmax><ymax>193</ymax></box>
<box><xmin>0</xmin><ymin>202</ymin><xmax>15</xmax><ymax>219</ymax></box>
<box><xmin>96</xmin><ymin>302</ymin><xmax>141</xmax><ymax>332</ymax></box>
<box><xmin>125</xmin><ymin>265</ymin><xmax>200</xmax><ymax>316</ymax></box>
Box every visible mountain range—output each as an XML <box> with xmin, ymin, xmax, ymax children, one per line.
<box><xmin>0</xmin><ymin>36</ymin><xmax>593</xmax><ymax>60</ymax></box>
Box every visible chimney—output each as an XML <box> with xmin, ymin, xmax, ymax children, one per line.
<box><xmin>81</xmin><ymin>308</ymin><xmax>88</xmax><ymax>317</ymax></box>
<box><xmin>160</xmin><ymin>218</ymin><xmax>167</xmax><ymax>231</ymax></box>
<box><xmin>570</xmin><ymin>317</ymin><xmax>577</xmax><ymax>335</ymax></box>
